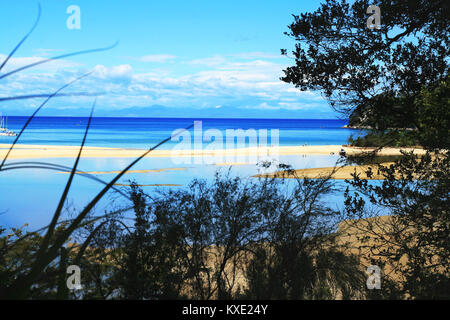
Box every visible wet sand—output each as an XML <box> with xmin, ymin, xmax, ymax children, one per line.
<box><xmin>254</xmin><ymin>163</ymin><xmax>394</xmax><ymax>180</ymax></box>
<box><xmin>0</xmin><ymin>144</ymin><xmax>426</xmax><ymax>160</ymax></box>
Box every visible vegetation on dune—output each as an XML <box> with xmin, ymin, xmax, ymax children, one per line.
<box><xmin>0</xmin><ymin>4</ymin><xmax>191</xmax><ymax>299</ymax></box>
<box><xmin>343</xmin><ymin>150</ymin><xmax>450</xmax><ymax>299</ymax></box>
<box><xmin>2</xmin><ymin>173</ymin><xmax>369</xmax><ymax>300</ymax></box>
<box><xmin>347</xmin><ymin>130</ymin><xmax>420</xmax><ymax>148</ymax></box>
<box><xmin>281</xmin><ymin>0</ymin><xmax>450</xmax><ymax>299</ymax></box>
<box><xmin>347</xmin><ymin>78</ymin><xmax>450</xmax><ymax>148</ymax></box>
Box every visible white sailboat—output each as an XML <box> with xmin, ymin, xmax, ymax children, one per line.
<box><xmin>0</xmin><ymin>112</ymin><xmax>17</xmax><ymax>136</ymax></box>
<box><xmin>0</xmin><ymin>112</ymin><xmax>5</xmax><ymax>131</ymax></box>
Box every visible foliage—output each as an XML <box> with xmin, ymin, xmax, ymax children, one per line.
<box><xmin>281</xmin><ymin>1</ymin><xmax>449</xmax><ymax>299</ymax></box>
<box><xmin>72</xmin><ymin>173</ymin><xmax>367</xmax><ymax>300</ymax></box>
<box><xmin>415</xmin><ymin>77</ymin><xmax>450</xmax><ymax>150</ymax></box>
<box><xmin>347</xmin><ymin>77</ymin><xmax>449</xmax><ymax>148</ymax></box>
<box><xmin>0</xmin><ymin>224</ymin><xmax>73</xmax><ymax>299</ymax></box>
<box><xmin>344</xmin><ymin>150</ymin><xmax>450</xmax><ymax>299</ymax></box>
<box><xmin>282</xmin><ymin>0</ymin><xmax>449</xmax><ymax>145</ymax></box>
<box><xmin>347</xmin><ymin>130</ymin><xmax>420</xmax><ymax>148</ymax></box>
<box><xmin>0</xmin><ymin>5</ymin><xmax>192</xmax><ymax>299</ymax></box>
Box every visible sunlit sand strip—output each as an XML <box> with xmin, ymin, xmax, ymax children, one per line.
<box><xmin>214</xmin><ymin>162</ymin><xmax>256</xmax><ymax>166</ymax></box>
<box><xmin>56</xmin><ymin>168</ymin><xmax>188</xmax><ymax>175</ymax></box>
<box><xmin>114</xmin><ymin>183</ymin><xmax>182</xmax><ymax>187</ymax></box>
<box><xmin>254</xmin><ymin>163</ymin><xmax>395</xmax><ymax>180</ymax></box>
<box><xmin>0</xmin><ymin>144</ymin><xmax>427</xmax><ymax>160</ymax></box>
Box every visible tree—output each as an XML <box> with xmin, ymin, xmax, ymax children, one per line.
<box><xmin>343</xmin><ymin>150</ymin><xmax>450</xmax><ymax>299</ymax></box>
<box><xmin>282</xmin><ymin>0</ymin><xmax>450</xmax><ymax>299</ymax></box>
<box><xmin>282</xmin><ymin>0</ymin><xmax>449</xmax><ymax>140</ymax></box>
<box><xmin>0</xmin><ymin>224</ymin><xmax>72</xmax><ymax>299</ymax></box>
<box><xmin>415</xmin><ymin>77</ymin><xmax>450</xmax><ymax>150</ymax></box>
<box><xmin>71</xmin><ymin>171</ymin><xmax>367</xmax><ymax>300</ymax></box>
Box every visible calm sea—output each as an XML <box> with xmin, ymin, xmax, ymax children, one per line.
<box><xmin>0</xmin><ymin>117</ymin><xmax>361</xmax><ymax>229</ymax></box>
<box><xmin>0</xmin><ymin>116</ymin><xmax>356</xmax><ymax>149</ymax></box>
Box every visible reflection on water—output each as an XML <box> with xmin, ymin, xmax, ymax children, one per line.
<box><xmin>0</xmin><ymin>154</ymin><xmax>349</xmax><ymax>229</ymax></box>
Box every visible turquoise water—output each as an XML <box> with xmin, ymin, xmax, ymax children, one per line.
<box><xmin>0</xmin><ymin>117</ymin><xmax>361</xmax><ymax>229</ymax></box>
<box><xmin>0</xmin><ymin>116</ymin><xmax>357</xmax><ymax>148</ymax></box>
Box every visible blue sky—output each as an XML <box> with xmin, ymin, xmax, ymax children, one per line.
<box><xmin>0</xmin><ymin>0</ymin><xmax>337</xmax><ymax>118</ymax></box>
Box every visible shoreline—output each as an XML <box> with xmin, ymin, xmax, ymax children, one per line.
<box><xmin>254</xmin><ymin>163</ymin><xmax>394</xmax><ymax>180</ymax></box>
<box><xmin>0</xmin><ymin>144</ymin><xmax>427</xmax><ymax>160</ymax></box>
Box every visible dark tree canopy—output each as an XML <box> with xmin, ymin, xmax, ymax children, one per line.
<box><xmin>282</xmin><ymin>0</ymin><xmax>449</xmax><ymax>133</ymax></box>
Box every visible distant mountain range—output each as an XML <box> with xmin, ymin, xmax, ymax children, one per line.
<box><xmin>2</xmin><ymin>104</ymin><xmax>337</xmax><ymax>119</ymax></box>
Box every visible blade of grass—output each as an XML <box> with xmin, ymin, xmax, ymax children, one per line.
<box><xmin>0</xmin><ymin>71</ymin><xmax>92</xmax><ymax>170</ymax></box>
<box><xmin>58</xmin><ymin>122</ymin><xmax>195</xmax><ymax>243</ymax></box>
<box><xmin>72</xmin><ymin>217</ymin><xmax>133</xmax><ymax>266</ymax></box>
<box><xmin>1</xmin><ymin>162</ymin><xmax>129</xmax><ymax>199</ymax></box>
<box><xmin>6</xmin><ymin>119</ymin><xmax>194</xmax><ymax>297</ymax></box>
<box><xmin>36</xmin><ymin>100</ymin><xmax>96</xmax><ymax>265</ymax></box>
<box><xmin>0</xmin><ymin>3</ymin><xmax>41</xmax><ymax>72</ymax></box>
<box><xmin>14</xmin><ymin>124</ymin><xmax>194</xmax><ymax>293</ymax></box>
<box><xmin>3</xmin><ymin>101</ymin><xmax>96</xmax><ymax>298</ymax></box>
<box><xmin>2</xmin><ymin>207</ymin><xmax>134</xmax><ymax>254</ymax></box>
<box><xmin>0</xmin><ymin>92</ymin><xmax>104</xmax><ymax>102</ymax></box>
<box><xmin>71</xmin><ymin>220</ymin><xmax>108</xmax><ymax>266</ymax></box>
<box><xmin>0</xmin><ymin>41</ymin><xmax>119</xmax><ymax>81</ymax></box>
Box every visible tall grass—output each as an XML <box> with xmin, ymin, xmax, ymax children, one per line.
<box><xmin>0</xmin><ymin>5</ymin><xmax>193</xmax><ymax>299</ymax></box>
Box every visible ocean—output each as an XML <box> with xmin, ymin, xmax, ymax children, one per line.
<box><xmin>0</xmin><ymin>117</ymin><xmax>361</xmax><ymax>229</ymax></box>
<box><xmin>0</xmin><ymin>116</ymin><xmax>355</xmax><ymax>148</ymax></box>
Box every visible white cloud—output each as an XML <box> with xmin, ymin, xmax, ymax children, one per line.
<box><xmin>189</xmin><ymin>55</ymin><xmax>227</xmax><ymax>67</ymax></box>
<box><xmin>0</xmin><ymin>52</ymin><xmax>328</xmax><ymax>114</ymax></box>
<box><xmin>139</xmin><ymin>54</ymin><xmax>177</xmax><ymax>63</ymax></box>
<box><xmin>92</xmin><ymin>64</ymin><xmax>133</xmax><ymax>80</ymax></box>
<box><xmin>0</xmin><ymin>54</ymin><xmax>80</xmax><ymax>73</ymax></box>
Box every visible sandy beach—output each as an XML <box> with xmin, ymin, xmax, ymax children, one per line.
<box><xmin>254</xmin><ymin>163</ymin><xmax>394</xmax><ymax>180</ymax></box>
<box><xmin>0</xmin><ymin>143</ymin><xmax>426</xmax><ymax>160</ymax></box>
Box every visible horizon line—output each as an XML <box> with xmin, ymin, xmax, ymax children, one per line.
<box><xmin>5</xmin><ymin>115</ymin><xmax>347</xmax><ymax>121</ymax></box>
